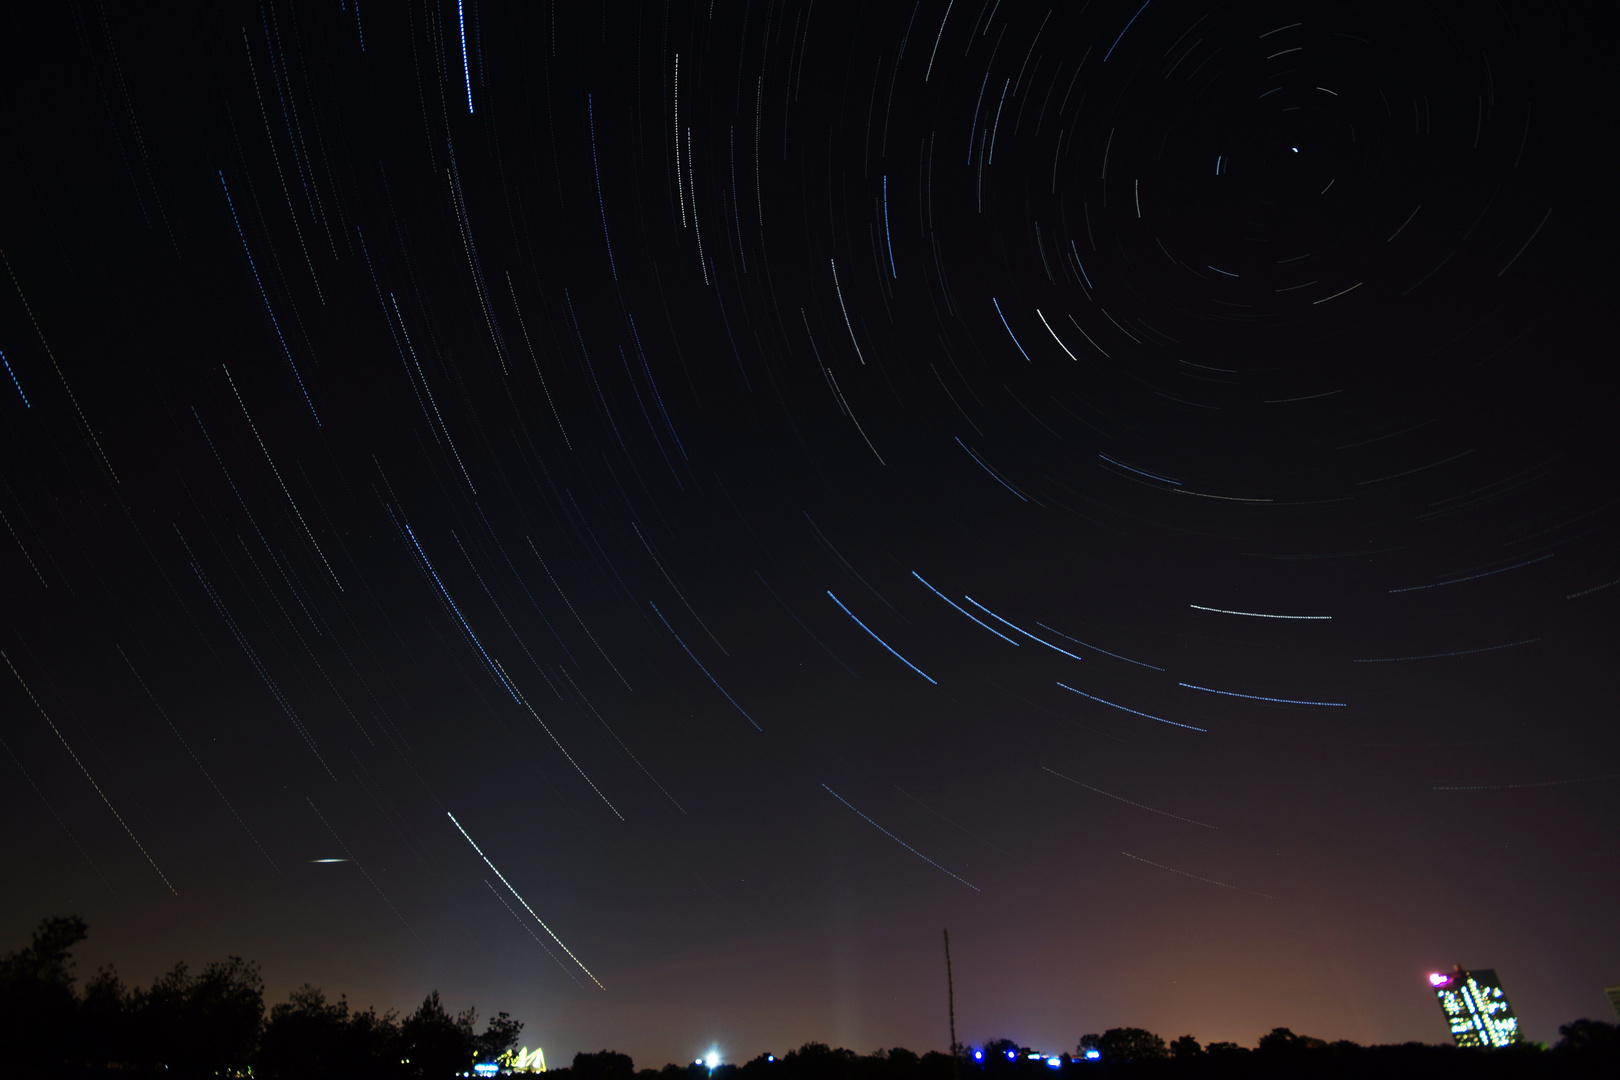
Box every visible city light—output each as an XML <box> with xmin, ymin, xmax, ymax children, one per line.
<box><xmin>704</xmin><ymin>1048</ymin><xmax>722</xmax><ymax>1070</ymax></box>
<box><xmin>1430</xmin><ymin>968</ymin><xmax>1520</xmax><ymax>1048</ymax></box>
<box><xmin>1046</xmin><ymin>1057</ymin><xmax>1062</xmax><ymax>1069</ymax></box>
<box><xmin>1083</xmin><ymin>1050</ymin><xmax>1101</xmax><ymax>1061</ymax></box>
<box><xmin>972</xmin><ymin>1050</ymin><xmax>984</xmax><ymax>1061</ymax></box>
<box><xmin>475</xmin><ymin>1065</ymin><xmax>500</xmax><ymax>1078</ymax></box>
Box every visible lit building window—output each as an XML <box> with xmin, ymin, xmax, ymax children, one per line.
<box><xmin>1427</xmin><ymin>968</ymin><xmax>1520</xmax><ymax>1049</ymax></box>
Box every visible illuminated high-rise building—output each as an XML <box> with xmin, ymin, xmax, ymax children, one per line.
<box><xmin>1428</xmin><ymin>967</ymin><xmax>1520</xmax><ymax>1048</ymax></box>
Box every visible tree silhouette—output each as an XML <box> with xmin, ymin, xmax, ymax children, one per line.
<box><xmin>401</xmin><ymin>989</ymin><xmax>477</xmax><ymax>1078</ymax></box>
<box><xmin>1555</xmin><ymin>1020</ymin><xmax>1620</xmax><ymax>1078</ymax></box>
<box><xmin>1078</xmin><ymin>1029</ymin><xmax>1167</xmax><ymax>1064</ymax></box>
<box><xmin>1255</xmin><ymin>1026</ymin><xmax>1328</xmax><ymax>1053</ymax></box>
<box><xmin>0</xmin><ymin>915</ymin><xmax>88</xmax><ymax>1073</ymax></box>
<box><xmin>982</xmin><ymin>1039</ymin><xmax>1023</xmax><ymax>1064</ymax></box>
<box><xmin>575</xmin><ymin>1049</ymin><xmax>638</xmax><ymax>1080</ymax></box>
<box><xmin>78</xmin><ymin>964</ymin><xmax>128</xmax><ymax>1071</ymax></box>
<box><xmin>0</xmin><ymin>916</ymin><xmax>529</xmax><ymax>1078</ymax></box>
<box><xmin>258</xmin><ymin>983</ymin><xmax>407</xmax><ymax>1080</ymax></box>
<box><xmin>124</xmin><ymin>956</ymin><xmax>264</xmax><ymax>1077</ymax></box>
<box><xmin>477</xmin><ymin>1010</ymin><xmax>524</xmax><ymax>1063</ymax></box>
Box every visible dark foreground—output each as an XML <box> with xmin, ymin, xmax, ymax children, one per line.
<box><xmin>569</xmin><ymin>1031</ymin><xmax>1617</xmax><ymax>1080</ymax></box>
<box><xmin>3</xmin><ymin>916</ymin><xmax>1617</xmax><ymax>1078</ymax></box>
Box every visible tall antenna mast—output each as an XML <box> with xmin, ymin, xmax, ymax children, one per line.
<box><xmin>944</xmin><ymin>928</ymin><xmax>960</xmax><ymax>1080</ymax></box>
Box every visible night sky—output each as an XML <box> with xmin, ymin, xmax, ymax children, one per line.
<box><xmin>1</xmin><ymin>0</ymin><xmax>1615</xmax><ymax>1065</ymax></box>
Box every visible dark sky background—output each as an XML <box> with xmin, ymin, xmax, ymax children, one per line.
<box><xmin>1</xmin><ymin>0</ymin><xmax>1615</xmax><ymax>1065</ymax></box>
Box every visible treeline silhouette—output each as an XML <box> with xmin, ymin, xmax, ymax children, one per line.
<box><xmin>0</xmin><ymin>916</ymin><xmax>521</xmax><ymax>1078</ymax></box>
<box><xmin>563</xmin><ymin>1026</ymin><xmax>1616</xmax><ymax>1080</ymax></box>
<box><xmin>3</xmin><ymin>916</ymin><xmax>1617</xmax><ymax>1079</ymax></box>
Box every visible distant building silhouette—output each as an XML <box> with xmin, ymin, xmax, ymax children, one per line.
<box><xmin>1428</xmin><ymin>967</ymin><xmax>1520</xmax><ymax>1048</ymax></box>
<box><xmin>1606</xmin><ymin>985</ymin><xmax>1620</xmax><ymax>1021</ymax></box>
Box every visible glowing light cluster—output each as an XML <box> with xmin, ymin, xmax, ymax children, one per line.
<box><xmin>964</xmin><ymin>1047</ymin><xmax>1070</xmax><ymax>1067</ymax></box>
<box><xmin>1430</xmin><ymin>967</ymin><xmax>1520</xmax><ymax>1048</ymax></box>
<box><xmin>508</xmin><ymin>1047</ymin><xmax>546</xmax><ymax>1072</ymax></box>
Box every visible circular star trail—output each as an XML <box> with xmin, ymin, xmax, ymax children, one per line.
<box><xmin>0</xmin><ymin>0</ymin><xmax>1614</xmax><ymax>1062</ymax></box>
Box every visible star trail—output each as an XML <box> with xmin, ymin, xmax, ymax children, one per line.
<box><xmin>0</xmin><ymin>0</ymin><xmax>1613</xmax><ymax>1066</ymax></box>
